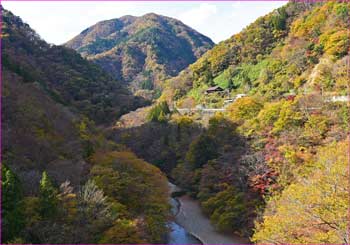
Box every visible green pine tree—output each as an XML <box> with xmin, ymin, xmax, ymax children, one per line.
<box><xmin>39</xmin><ymin>171</ymin><xmax>58</xmax><ymax>218</ymax></box>
<box><xmin>2</xmin><ymin>165</ymin><xmax>25</xmax><ymax>242</ymax></box>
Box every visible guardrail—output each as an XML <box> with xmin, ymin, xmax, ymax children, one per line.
<box><xmin>175</xmin><ymin>108</ymin><xmax>226</xmax><ymax>115</ymax></box>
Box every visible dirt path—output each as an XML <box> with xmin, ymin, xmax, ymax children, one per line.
<box><xmin>176</xmin><ymin>195</ymin><xmax>250</xmax><ymax>244</ymax></box>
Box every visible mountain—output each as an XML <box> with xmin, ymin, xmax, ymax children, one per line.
<box><xmin>1</xmin><ymin>6</ymin><xmax>151</xmax><ymax>197</ymax></box>
<box><xmin>153</xmin><ymin>1</ymin><xmax>349</xmax><ymax>243</ymax></box>
<box><xmin>2</xmin><ymin>8</ymin><xmax>85</xmax><ymax>194</ymax></box>
<box><xmin>163</xmin><ymin>1</ymin><xmax>349</xmax><ymax>107</ymax></box>
<box><xmin>3</xmin><ymin>64</ymin><xmax>88</xmax><ymax>195</ymax></box>
<box><xmin>2</xmin><ymin>9</ymin><xmax>146</xmax><ymax>125</ymax></box>
<box><xmin>2</xmin><ymin>8</ymin><xmax>169</xmax><ymax>244</ymax></box>
<box><xmin>65</xmin><ymin>13</ymin><xmax>214</xmax><ymax>95</ymax></box>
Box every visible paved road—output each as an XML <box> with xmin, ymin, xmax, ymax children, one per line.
<box><xmin>176</xmin><ymin>195</ymin><xmax>250</xmax><ymax>244</ymax></box>
<box><xmin>175</xmin><ymin>108</ymin><xmax>226</xmax><ymax>116</ymax></box>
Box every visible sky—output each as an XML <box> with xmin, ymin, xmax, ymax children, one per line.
<box><xmin>2</xmin><ymin>1</ymin><xmax>287</xmax><ymax>44</ymax></box>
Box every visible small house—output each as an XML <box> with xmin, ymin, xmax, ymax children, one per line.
<box><xmin>205</xmin><ymin>86</ymin><xmax>224</xmax><ymax>94</ymax></box>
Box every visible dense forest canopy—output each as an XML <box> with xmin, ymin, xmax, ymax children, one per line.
<box><xmin>2</xmin><ymin>8</ymin><xmax>147</xmax><ymax>124</ymax></box>
<box><xmin>115</xmin><ymin>1</ymin><xmax>350</xmax><ymax>242</ymax></box>
<box><xmin>1</xmin><ymin>8</ymin><xmax>168</xmax><ymax>244</ymax></box>
<box><xmin>162</xmin><ymin>1</ymin><xmax>350</xmax><ymax>106</ymax></box>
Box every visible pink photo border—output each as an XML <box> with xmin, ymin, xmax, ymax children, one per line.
<box><xmin>0</xmin><ymin>1</ymin><xmax>348</xmax><ymax>245</ymax></box>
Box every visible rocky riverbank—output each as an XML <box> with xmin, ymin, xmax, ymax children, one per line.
<box><xmin>169</xmin><ymin>182</ymin><xmax>250</xmax><ymax>244</ymax></box>
<box><xmin>168</xmin><ymin>183</ymin><xmax>202</xmax><ymax>244</ymax></box>
<box><xmin>176</xmin><ymin>195</ymin><xmax>250</xmax><ymax>244</ymax></box>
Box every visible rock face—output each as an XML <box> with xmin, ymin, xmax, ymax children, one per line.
<box><xmin>65</xmin><ymin>13</ymin><xmax>214</xmax><ymax>92</ymax></box>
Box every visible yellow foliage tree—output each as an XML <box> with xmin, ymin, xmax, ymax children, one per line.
<box><xmin>252</xmin><ymin>141</ymin><xmax>349</xmax><ymax>244</ymax></box>
<box><xmin>227</xmin><ymin>97</ymin><xmax>263</xmax><ymax>123</ymax></box>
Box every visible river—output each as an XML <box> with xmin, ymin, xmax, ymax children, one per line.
<box><xmin>168</xmin><ymin>183</ymin><xmax>202</xmax><ymax>244</ymax></box>
<box><xmin>167</xmin><ymin>182</ymin><xmax>250</xmax><ymax>244</ymax></box>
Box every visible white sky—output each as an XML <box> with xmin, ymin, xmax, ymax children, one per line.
<box><xmin>2</xmin><ymin>1</ymin><xmax>287</xmax><ymax>44</ymax></box>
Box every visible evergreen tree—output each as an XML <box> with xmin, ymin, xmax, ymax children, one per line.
<box><xmin>271</xmin><ymin>7</ymin><xmax>287</xmax><ymax>30</ymax></box>
<box><xmin>147</xmin><ymin>101</ymin><xmax>170</xmax><ymax>123</ymax></box>
<box><xmin>2</xmin><ymin>165</ymin><xmax>25</xmax><ymax>242</ymax></box>
<box><xmin>39</xmin><ymin>171</ymin><xmax>58</xmax><ymax>218</ymax></box>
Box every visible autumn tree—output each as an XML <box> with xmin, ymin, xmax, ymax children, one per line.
<box><xmin>185</xmin><ymin>134</ymin><xmax>218</xmax><ymax>169</ymax></box>
<box><xmin>272</xmin><ymin>100</ymin><xmax>303</xmax><ymax>134</ymax></box>
<box><xmin>202</xmin><ymin>185</ymin><xmax>247</xmax><ymax>232</ymax></box>
<box><xmin>78</xmin><ymin>117</ymin><xmax>95</xmax><ymax>159</ymax></box>
<box><xmin>77</xmin><ymin>179</ymin><xmax>111</xmax><ymax>223</ymax></box>
<box><xmin>271</xmin><ymin>7</ymin><xmax>287</xmax><ymax>31</ymax></box>
<box><xmin>99</xmin><ymin>219</ymin><xmax>144</xmax><ymax>244</ymax></box>
<box><xmin>227</xmin><ymin>97</ymin><xmax>263</xmax><ymax>123</ymax></box>
<box><xmin>253</xmin><ymin>141</ymin><xmax>349</xmax><ymax>244</ymax></box>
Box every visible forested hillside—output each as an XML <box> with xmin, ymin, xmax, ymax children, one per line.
<box><xmin>2</xmin><ymin>8</ymin><xmax>146</xmax><ymax>125</ymax></box>
<box><xmin>65</xmin><ymin>13</ymin><xmax>214</xmax><ymax>97</ymax></box>
<box><xmin>114</xmin><ymin>1</ymin><xmax>350</xmax><ymax>243</ymax></box>
<box><xmin>2</xmin><ymin>8</ymin><xmax>169</xmax><ymax>244</ymax></box>
<box><xmin>163</xmin><ymin>1</ymin><xmax>349</xmax><ymax>106</ymax></box>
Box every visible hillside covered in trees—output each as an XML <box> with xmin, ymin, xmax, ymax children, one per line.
<box><xmin>114</xmin><ymin>1</ymin><xmax>350</xmax><ymax>243</ymax></box>
<box><xmin>65</xmin><ymin>13</ymin><xmax>214</xmax><ymax>98</ymax></box>
<box><xmin>2</xmin><ymin>8</ymin><xmax>147</xmax><ymax>124</ymax></box>
<box><xmin>163</xmin><ymin>1</ymin><xmax>349</xmax><ymax>107</ymax></box>
<box><xmin>2</xmin><ymin>8</ymin><xmax>169</xmax><ymax>244</ymax></box>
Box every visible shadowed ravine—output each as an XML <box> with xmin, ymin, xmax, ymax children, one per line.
<box><xmin>168</xmin><ymin>183</ymin><xmax>249</xmax><ymax>244</ymax></box>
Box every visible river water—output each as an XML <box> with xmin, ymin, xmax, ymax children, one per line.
<box><xmin>167</xmin><ymin>182</ymin><xmax>249</xmax><ymax>245</ymax></box>
<box><xmin>167</xmin><ymin>183</ymin><xmax>202</xmax><ymax>244</ymax></box>
<box><xmin>168</xmin><ymin>221</ymin><xmax>202</xmax><ymax>244</ymax></box>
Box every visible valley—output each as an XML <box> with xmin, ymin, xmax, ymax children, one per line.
<box><xmin>2</xmin><ymin>1</ymin><xmax>350</xmax><ymax>244</ymax></box>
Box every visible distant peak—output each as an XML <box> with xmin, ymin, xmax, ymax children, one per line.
<box><xmin>142</xmin><ymin>12</ymin><xmax>160</xmax><ymax>17</ymax></box>
<box><xmin>141</xmin><ymin>12</ymin><xmax>169</xmax><ymax>20</ymax></box>
<box><xmin>119</xmin><ymin>15</ymin><xmax>137</xmax><ymax>21</ymax></box>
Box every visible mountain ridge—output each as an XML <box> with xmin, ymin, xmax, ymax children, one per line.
<box><xmin>1</xmin><ymin>7</ymin><xmax>148</xmax><ymax>194</ymax></box>
<box><xmin>2</xmin><ymin>8</ymin><xmax>170</xmax><ymax>244</ymax></box>
<box><xmin>2</xmin><ymin>8</ymin><xmax>147</xmax><ymax>125</ymax></box>
<box><xmin>65</xmin><ymin>13</ymin><xmax>214</xmax><ymax>96</ymax></box>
